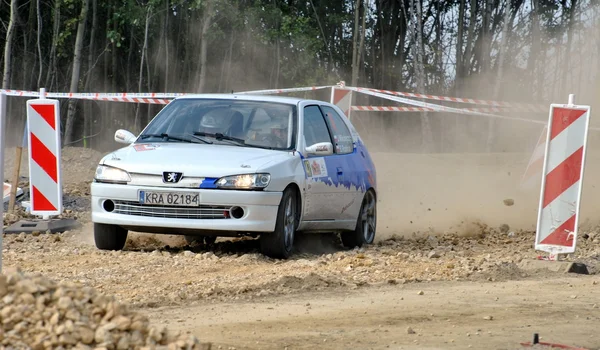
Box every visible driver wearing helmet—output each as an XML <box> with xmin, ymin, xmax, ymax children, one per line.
<box><xmin>268</xmin><ymin>116</ymin><xmax>289</xmax><ymax>148</ymax></box>
<box><xmin>199</xmin><ymin>109</ymin><xmax>227</xmax><ymax>135</ymax></box>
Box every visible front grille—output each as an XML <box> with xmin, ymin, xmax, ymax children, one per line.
<box><xmin>113</xmin><ymin>201</ymin><xmax>230</xmax><ymax>219</ymax></box>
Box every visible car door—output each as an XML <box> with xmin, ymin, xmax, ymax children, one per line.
<box><xmin>319</xmin><ymin>105</ymin><xmax>363</xmax><ymax>222</ymax></box>
<box><xmin>301</xmin><ymin>105</ymin><xmax>341</xmax><ymax>221</ymax></box>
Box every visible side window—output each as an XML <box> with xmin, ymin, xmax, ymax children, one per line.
<box><xmin>320</xmin><ymin>106</ymin><xmax>354</xmax><ymax>154</ymax></box>
<box><xmin>303</xmin><ymin>105</ymin><xmax>332</xmax><ymax>146</ymax></box>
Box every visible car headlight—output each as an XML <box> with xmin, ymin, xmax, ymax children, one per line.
<box><xmin>94</xmin><ymin>165</ymin><xmax>131</xmax><ymax>184</ymax></box>
<box><xmin>216</xmin><ymin>173</ymin><xmax>271</xmax><ymax>190</ymax></box>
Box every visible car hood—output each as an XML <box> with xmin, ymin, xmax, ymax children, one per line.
<box><xmin>100</xmin><ymin>143</ymin><xmax>291</xmax><ymax>177</ymax></box>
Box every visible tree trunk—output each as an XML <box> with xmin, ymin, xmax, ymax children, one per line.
<box><xmin>2</xmin><ymin>0</ymin><xmax>18</xmax><ymax>89</ymax></box>
<box><xmin>455</xmin><ymin>0</ymin><xmax>465</xmax><ymax>93</ymax></box>
<box><xmin>562</xmin><ymin>0</ymin><xmax>577</xmax><ymax>96</ymax></box>
<box><xmin>23</xmin><ymin>0</ymin><xmax>36</xmax><ymax>89</ymax></box>
<box><xmin>125</xmin><ymin>29</ymin><xmax>134</xmax><ymax>93</ymax></box>
<box><xmin>225</xmin><ymin>32</ymin><xmax>234</xmax><ymax>92</ymax></box>
<box><xmin>463</xmin><ymin>0</ymin><xmax>477</xmax><ymax>78</ymax></box>
<box><xmin>138</xmin><ymin>8</ymin><xmax>151</xmax><ymax>94</ymax></box>
<box><xmin>83</xmin><ymin>0</ymin><xmax>97</xmax><ymax>148</ymax></box>
<box><xmin>357</xmin><ymin>0</ymin><xmax>367</xmax><ymax>85</ymax></box>
<box><xmin>64</xmin><ymin>0</ymin><xmax>90</xmax><ymax>146</ymax></box>
<box><xmin>197</xmin><ymin>2</ymin><xmax>214</xmax><ymax>92</ymax></box>
<box><xmin>135</xmin><ymin>7</ymin><xmax>152</xmax><ymax>132</ymax></box>
<box><xmin>435</xmin><ymin>1</ymin><xmax>443</xmax><ymax>90</ymax></box>
<box><xmin>45</xmin><ymin>0</ymin><xmax>61</xmax><ymax>90</ymax></box>
<box><xmin>486</xmin><ymin>0</ymin><xmax>512</xmax><ymax>152</ymax></box>
<box><xmin>527</xmin><ymin>0</ymin><xmax>541</xmax><ymax>100</ymax></box>
<box><xmin>351</xmin><ymin>0</ymin><xmax>361</xmax><ymax>86</ymax></box>
<box><xmin>36</xmin><ymin>0</ymin><xmax>43</xmax><ymax>88</ymax></box>
<box><xmin>165</xmin><ymin>0</ymin><xmax>170</xmax><ymax>92</ymax></box>
<box><xmin>275</xmin><ymin>32</ymin><xmax>281</xmax><ymax>88</ymax></box>
<box><xmin>411</xmin><ymin>0</ymin><xmax>434</xmax><ymax>152</ymax></box>
<box><xmin>480</xmin><ymin>0</ymin><xmax>493</xmax><ymax>74</ymax></box>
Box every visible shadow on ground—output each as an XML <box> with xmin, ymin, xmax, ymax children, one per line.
<box><xmin>123</xmin><ymin>231</ymin><xmax>349</xmax><ymax>258</ymax></box>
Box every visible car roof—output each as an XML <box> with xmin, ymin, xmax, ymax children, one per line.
<box><xmin>174</xmin><ymin>93</ymin><xmax>326</xmax><ymax>106</ymax></box>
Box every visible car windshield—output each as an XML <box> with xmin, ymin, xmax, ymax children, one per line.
<box><xmin>138</xmin><ymin>98</ymin><xmax>297</xmax><ymax>150</ymax></box>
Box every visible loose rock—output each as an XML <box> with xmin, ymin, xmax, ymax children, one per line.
<box><xmin>0</xmin><ymin>269</ymin><xmax>207</xmax><ymax>349</ymax></box>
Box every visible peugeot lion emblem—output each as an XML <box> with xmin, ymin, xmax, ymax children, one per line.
<box><xmin>163</xmin><ymin>172</ymin><xmax>183</xmax><ymax>183</ymax></box>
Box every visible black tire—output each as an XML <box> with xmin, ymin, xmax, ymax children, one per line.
<box><xmin>260</xmin><ymin>187</ymin><xmax>298</xmax><ymax>259</ymax></box>
<box><xmin>94</xmin><ymin>223</ymin><xmax>128</xmax><ymax>250</ymax></box>
<box><xmin>341</xmin><ymin>190</ymin><xmax>377</xmax><ymax>248</ymax></box>
<box><xmin>204</xmin><ymin>236</ymin><xmax>217</xmax><ymax>245</ymax></box>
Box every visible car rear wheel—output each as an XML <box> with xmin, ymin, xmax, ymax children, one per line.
<box><xmin>260</xmin><ymin>187</ymin><xmax>297</xmax><ymax>259</ymax></box>
<box><xmin>341</xmin><ymin>190</ymin><xmax>376</xmax><ymax>248</ymax></box>
<box><xmin>94</xmin><ymin>223</ymin><xmax>128</xmax><ymax>250</ymax></box>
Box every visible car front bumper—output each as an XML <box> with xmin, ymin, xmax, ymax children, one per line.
<box><xmin>91</xmin><ymin>182</ymin><xmax>282</xmax><ymax>233</ymax></box>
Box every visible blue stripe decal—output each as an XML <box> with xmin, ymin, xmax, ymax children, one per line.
<box><xmin>200</xmin><ymin>178</ymin><xmax>218</xmax><ymax>189</ymax></box>
<box><xmin>309</xmin><ymin>139</ymin><xmax>376</xmax><ymax>193</ymax></box>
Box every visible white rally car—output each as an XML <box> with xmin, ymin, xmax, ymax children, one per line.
<box><xmin>91</xmin><ymin>94</ymin><xmax>377</xmax><ymax>259</ymax></box>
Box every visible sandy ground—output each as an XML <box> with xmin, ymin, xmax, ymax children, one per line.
<box><xmin>146</xmin><ymin>276</ymin><xmax>600</xmax><ymax>350</ymax></box>
<box><xmin>3</xmin><ymin>146</ymin><xmax>600</xmax><ymax>349</ymax></box>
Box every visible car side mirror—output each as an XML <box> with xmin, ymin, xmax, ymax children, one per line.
<box><xmin>115</xmin><ymin>129</ymin><xmax>137</xmax><ymax>144</ymax></box>
<box><xmin>306</xmin><ymin>142</ymin><xmax>333</xmax><ymax>156</ymax></box>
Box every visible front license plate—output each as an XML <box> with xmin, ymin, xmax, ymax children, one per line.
<box><xmin>139</xmin><ymin>191</ymin><xmax>199</xmax><ymax>206</ymax></box>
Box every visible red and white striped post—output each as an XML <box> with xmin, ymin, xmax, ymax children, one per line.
<box><xmin>535</xmin><ymin>94</ymin><xmax>591</xmax><ymax>259</ymax></box>
<box><xmin>26</xmin><ymin>88</ymin><xmax>63</xmax><ymax>218</ymax></box>
<box><xmin>330</xmin><ymin>82</ymin><xmax>353</xmax><ymax>120</ymax></box>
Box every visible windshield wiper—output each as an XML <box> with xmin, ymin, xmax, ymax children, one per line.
<box><xmin>186</xmin><ymin>133</ymin><xmax>213</xmax><ymax>144</ymax></box>
<box><xmin>193</xmin><ymin>131</ymin><xmax>244</xmax><ymax>143</ymax></box>
<box><xmin>139</xmin><ymin>133</ymin><xmax>205</xmax><ymax>144</ymax></box>
<box><xmin>193</xmin><ymin>132</ymin><xmax>273</xmax><ymax>150</ymax></box>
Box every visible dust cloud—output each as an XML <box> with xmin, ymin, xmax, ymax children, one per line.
<box><xmin>366</xmin><ymin>18</ymin><xmax>600</xmax><ymax>240</ymax></box>
<box><xmin>9</xmin><ymin>10</ymin><xmax>599</xmax><ymax>246</ymax></box>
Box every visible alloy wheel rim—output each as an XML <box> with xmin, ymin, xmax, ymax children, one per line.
<box><xmin>284</xmin><ymin>196</ymin><xmax>295</xmax><ymax>249</ymax></box>
<box><xmin>361</xmin><ymin>192</ymin><xmax>376</xmax><ymax>242</ymax></box>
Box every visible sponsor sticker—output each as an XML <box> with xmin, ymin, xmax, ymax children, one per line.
<box><xmin>303</xmin><ymin>160</ymin><xmax>313</xmax><ymax>177</ymax></box>
<box><xmin>315</xmin><ymin>144</ymin><xmax>329</xmax><ymax>152</ymax></box>
<box><xmin>308</xmin><ymin>158</ymin><xmax>328</xmax><ymax>178</ymax></box>
<box><xmin>133</xmin><ymin>144</ymin><xmax>159</xmax><ymax>152</ymax></box>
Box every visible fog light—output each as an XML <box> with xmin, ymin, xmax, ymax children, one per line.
<box><xmin>102</xmin><ymin>200</ymin><xmax>115</xmax><ymax>212</ymax></box>
<box><xmin>230</xmin><ymin>206</ymin><xmax>244</xmax><ymax>219</ymax></box>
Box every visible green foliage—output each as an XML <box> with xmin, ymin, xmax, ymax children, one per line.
<box><xmin>0</xmin><ymin>0</ymin><xmax>596</xmax><ymax>96</ymax></box>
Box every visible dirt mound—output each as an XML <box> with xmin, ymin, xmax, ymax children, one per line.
<box><xmin>0</xmin><ymin>268</ymin><xmax>207</xmax><ymax>349</ymax></box>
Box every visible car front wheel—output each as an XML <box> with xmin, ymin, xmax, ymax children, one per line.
<box><xmin>260</xmin><ymin>187</ymin><xmax>297</xmax><ymax>259</ymax></box>
<box><xmin>94</xmin><ymin>223</ymin><xmax>128</xmax><ymax>250</ymax></box>
<box><xmin>341</xmin><ymin>190</ymin><xmax>376</xmax><ymax>248</ymax></box>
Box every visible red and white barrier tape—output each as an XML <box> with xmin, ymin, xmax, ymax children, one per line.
<box><xmin>345</xmin><ymin>86</ymin><xmax>547</xmax><ymax>125</ymax></box>
<box><xmin>355</xmin><ymin>105</ymin><xmax>546</xmax><ymax>113</ymax></box>
<box><xmin>67</xmin><ymin>96</ymin><xmax>172</xmax><ymax>104</ymax></box>
<box><xmin>353</xmin><ymin>106</ymin><xmax>533</xmax><ymax>113</ymax></box>
<box><xmin>0</xmin><ymin>84</ymin><xmax>543</xmax><ymax>109</ymax></box>
<box><xmin>0</xmin><ymin>89</ymin><xmax>40</xmax><ymax>98</ymax></box>
<box><xmin>0</xmin><ymin>84</ymin><xmax>548</xmax><ymax>113</ymax></box>
<box><xmin>0</xmin><ymin>85</ymin><xmax>331</xmax><ymax>103</ymax></box>
<box><xmin>235</xmin><ymin>85</ymin><xmax>331</xmax><ymax>95</ymax></box>
<box><xmin>354</xmin><ymin>86</ymin><xmax>547</xmax><ymax>110</ymax></box>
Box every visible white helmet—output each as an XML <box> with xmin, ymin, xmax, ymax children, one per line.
<box><xmin>200</xmin><ymin>109</ymin><xmax>228</xmax><ymax>133</ymax></box>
